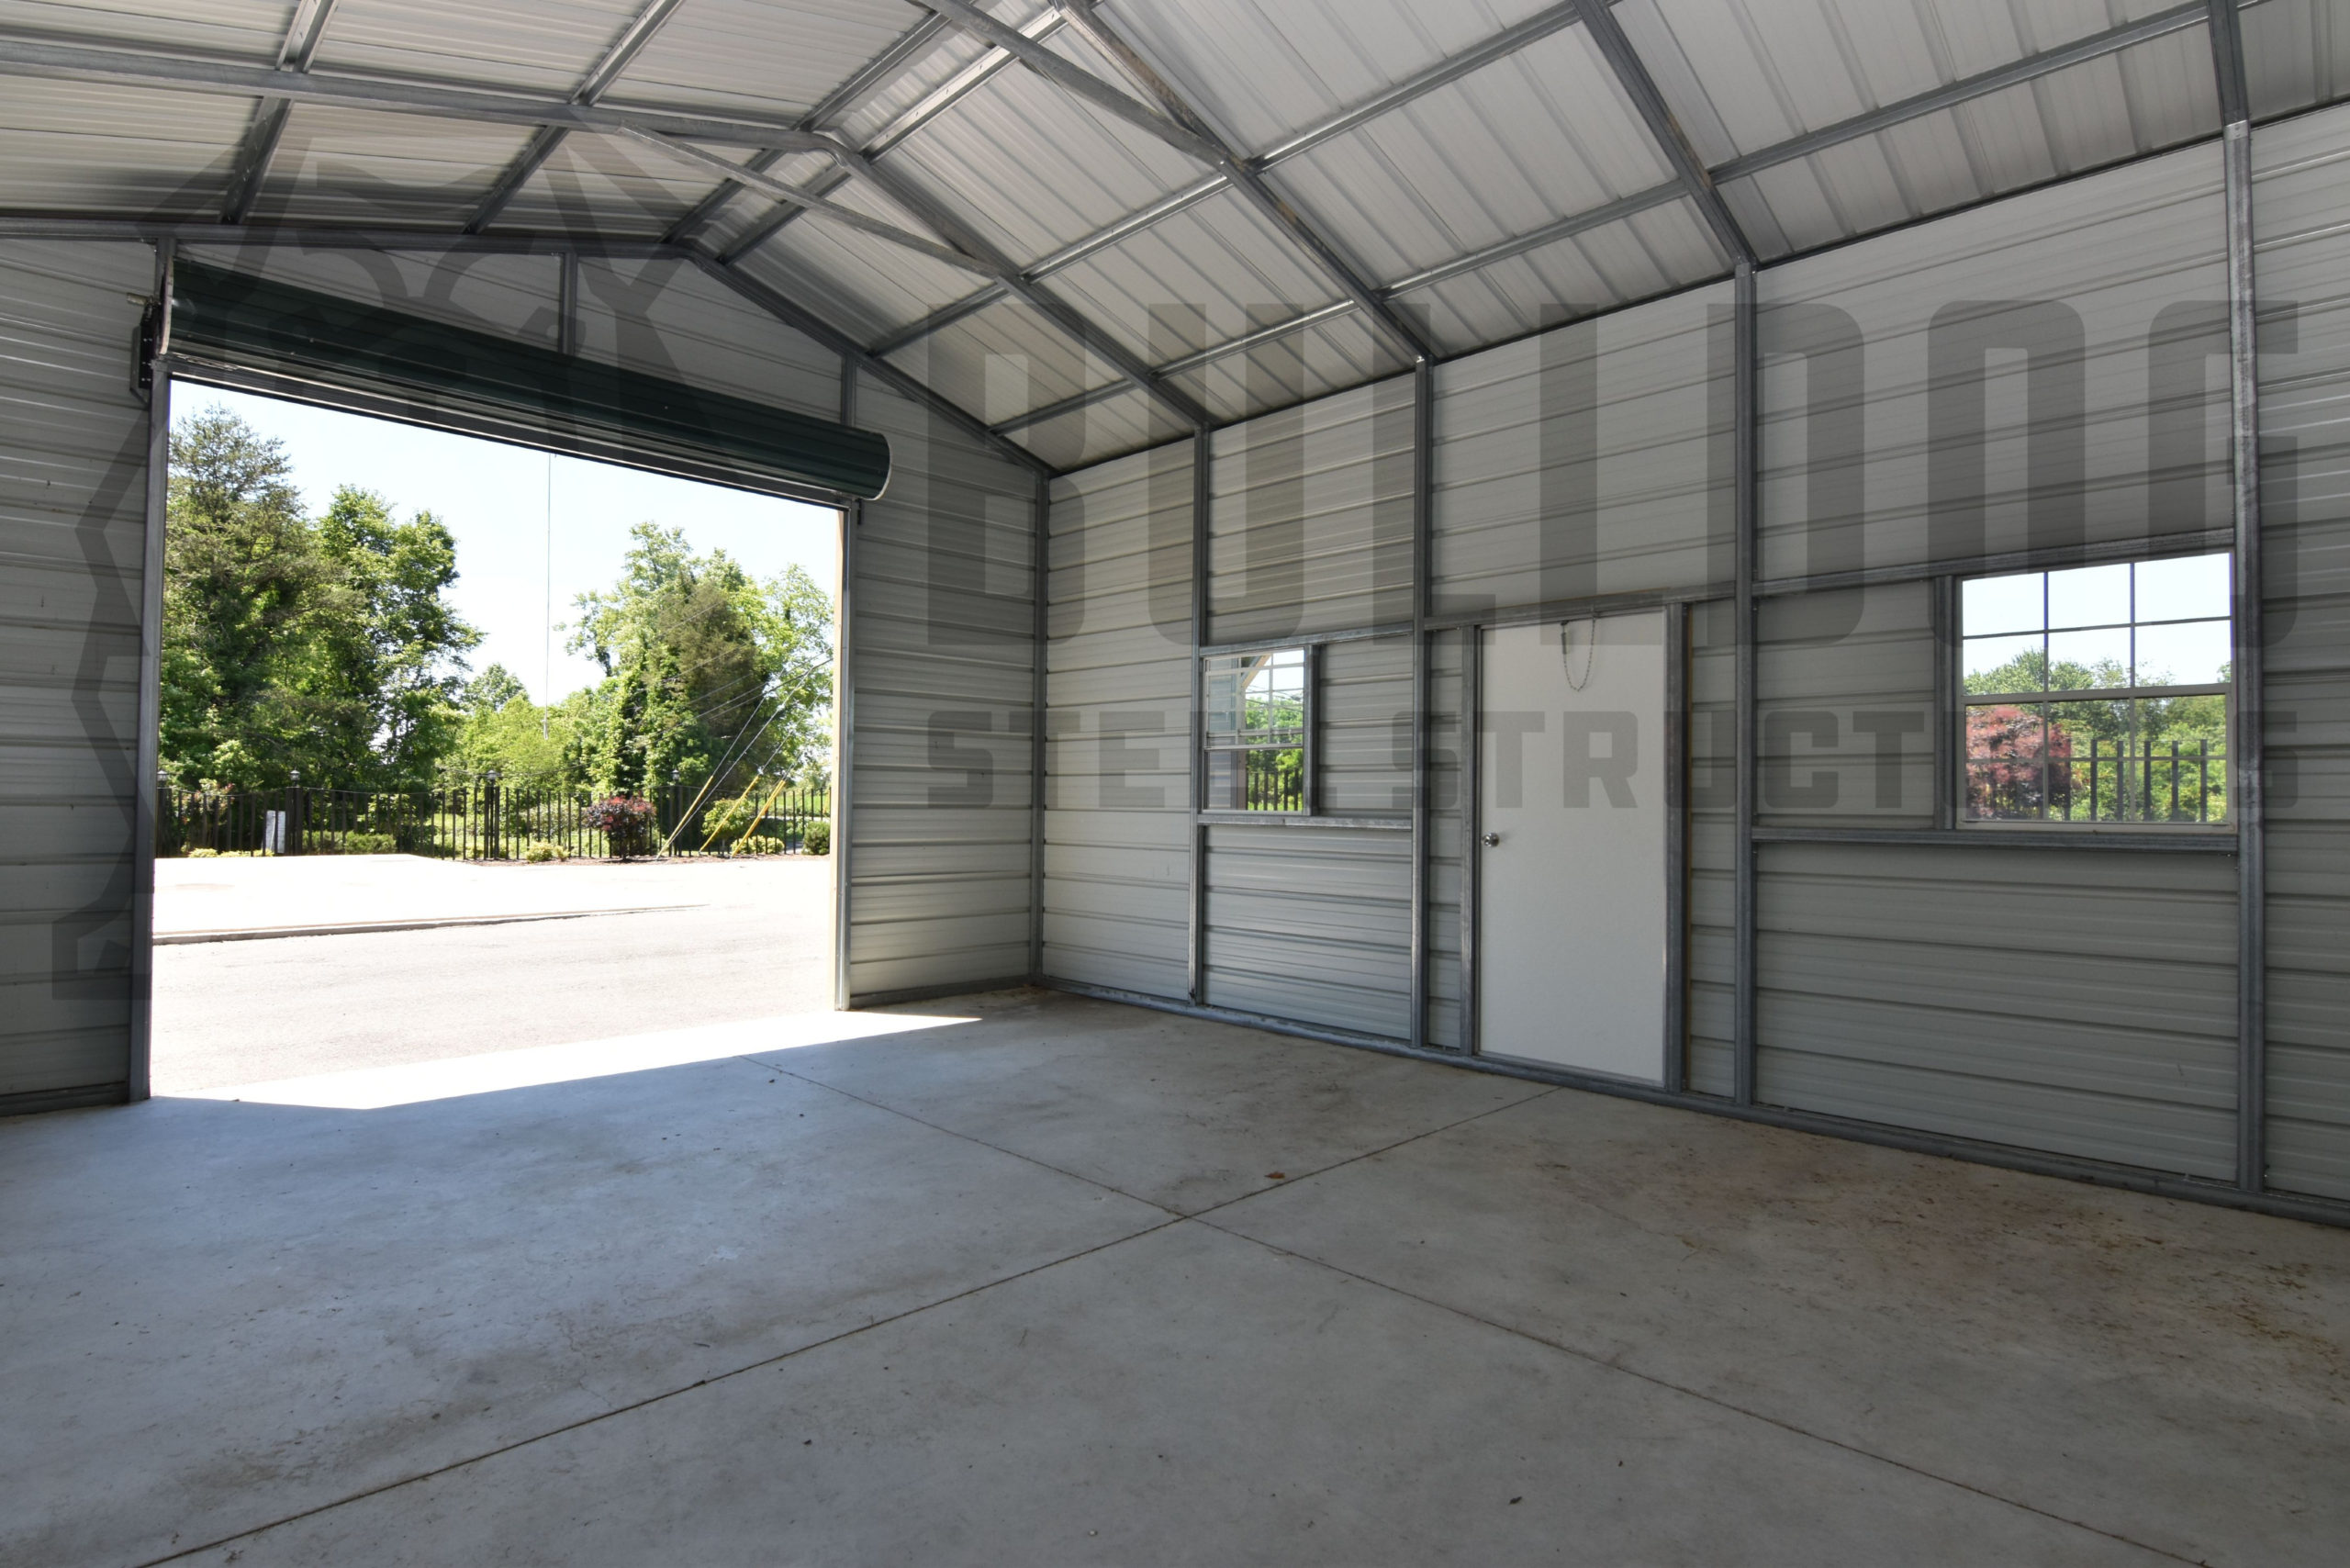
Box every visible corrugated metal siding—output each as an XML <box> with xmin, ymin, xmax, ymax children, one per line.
<box><xmin>1207</xmin><ymin>375</ymin><xmax>1415</xmax><ymax>643</ymax></box>
<box><xmin>1040</xmin><ymin>442</ymin><xmax>1194</xmax><ymax>999</ymax></box>
<box><xmin>1203</xmin><ymin>821</ymin><xmax>1412</xmax><ymax>1038</ymax></box>
<box><xmin>0</xmin><ymin>241</ymin><xmax>153</xmax><ymax>1106</ymax></box>
<box><xmin>1756</xmin><ymin>842</ymin><xmax>2239</xmax><ymax>1177</ymax></box>
<box><xmin>845</xmin><ymin>377</ymin><xmax>1038</xmax><ymax>1000</ymax></box>
<box><xmin>1319</xmin><ymin>634</ymin><xmax>1414</xmax><ymax>816</ymax></box>
<box><xmin>1686</xmin><ymin>598</ymin><xmax>1736</xmax><ymax>1095</ymax></box>
<box><xmin>1425</xmin><ymin>626</ymin><xmax>1466</xmax><ymax>1050</ymax></box>
<box><xmin>1431</xmin><ymin>283</ymin><xmax>1729</xmax><ymax>619</ymax></box>
<box><xmin>317</xmin><ymin>0</ymin><xmax>642</xmax><ymax>98</ymax></box>
<box><xmin>1760</xmin><ymin>141</ymin><xmax>2230</xmax><ymax>579</ymax></box>
<box><xmin>1756</xmin><ymin>583</ymin><xmax>1936</xmax><ymax>829</ymax></box>
<box><xmin>2255</xmin><ymin>101</ymin><xmax>2350</xmax><ymax>1199</ymax></box>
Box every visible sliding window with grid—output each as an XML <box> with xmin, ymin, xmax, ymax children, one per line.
<box><xmin>1959</xmin><ymin>555</ymin><xmax>2232</xmax><ymax>826</ymax></box>
<box><xmin>1202</xmin><ymin>647</ymin><xmax>1308</xmax><ymax>812</ymax></box>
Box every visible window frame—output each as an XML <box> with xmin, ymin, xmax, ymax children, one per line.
<box><xmin>1951</xmin><ymin>553</ymin><xmax>2235</xmax><ymax>831</ymax></box>
<box><xmin>1199</xmin><ymin>644</ymin><xmax>1316</xmax><ymax>817</ymax></box>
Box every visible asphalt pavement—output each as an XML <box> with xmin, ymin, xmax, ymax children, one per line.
<box><xmin>151</xmin><ymin>857</ymin><xmax>834</xmax><ymax>1093</ymax></box>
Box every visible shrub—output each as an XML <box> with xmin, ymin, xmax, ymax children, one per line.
<box><xmin>343</xmin><ymin>832</ymin><xmax>397</xmax><ymax>855</ymax></box>
<box><xmin>185</xmin><ymin>846</ymin><xmax>219</xmax><ymax>858</ymax></box>
<box><xmin>522</xmin><ymin>839</ymin><xmax>568</xmax><ymax>863</ymax></box>
<box><xmin>734</xmin><ymin>834</ymin><xmax>788</xmax><ymax>856</ymax></box>
<box><xmin>582</xmin><ymin>792</ymin><xmax>656</xmax><ymax>857</ymax></box>
<box><xmin>801</xmin><ymin>819</ymin><xmax>831</xmax><ymax>857</ymax></box>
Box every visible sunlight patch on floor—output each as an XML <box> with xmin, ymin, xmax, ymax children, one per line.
<box><xmin>174</xmin><ymin>1011</ymin><xmax>970</xmax><ymax>1109</ymax></box>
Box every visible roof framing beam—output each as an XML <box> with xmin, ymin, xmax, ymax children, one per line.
<box><xmin>466</xmin><ymin>0</ymin><xmax>689</xmax><ymax>233</ymax></box>
<box><xmin>1048</xmin><ymin>0</ymin><xmax>1434</xmax><ymax>364</ymax></box>
<box><xmin>991</xmin><ymin>0</ymin><xmax>2232</xmax><ymax>426</ymax></box>
<box><xmin>220</xmin><ymin>0</ymin><xmax>338</xmax><ymax>224</ymax></box>
<box><xmin>0</xmin><ymin>35</ymin><xmax>840</xmax><ymax>150</ymax></box>
<box><xmin>0</xmin><ymin>217</ymin><xmax>684</xmax><ymax>253</ymax></box>
<box><xmin>1567</xmin><ymin>0</ymin><xmax>1753</xmax><ymax>267</ymax></box>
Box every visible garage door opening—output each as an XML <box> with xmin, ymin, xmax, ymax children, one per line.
<box><xmin>150</xmin><ymin>384</ymin><xmax>845</xmax><ymax>1099</ymax></box>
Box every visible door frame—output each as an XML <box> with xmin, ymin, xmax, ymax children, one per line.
<box><xmin>1458</xmin><ymin>601</ymin><xmax>1687</xmax><ymax>1088</ymax></box>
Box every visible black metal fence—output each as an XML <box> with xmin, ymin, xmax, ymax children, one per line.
<box><xmin>157</xmin><ymin>775</ymin><xmax>832</xmax><ymax>859</ymax></box>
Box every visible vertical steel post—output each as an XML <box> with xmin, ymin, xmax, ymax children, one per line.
<box><xmin>1663</xmin><ymin>599</ymin><xmax>1688</xmax><ymax>1093</ymax></box>
<box><xmin>128</xmin><ymin>240</ymin><xmax>173</xmax><ymax>1103</ymax></box>
<box><xmin>557</xmin><ymin>249</ymin><xmax>580</xmax><ymax>357</ymax></box>
<box><xmin>1188</xmin><ymin>427</ymin><xmax>1210</xmax><ymax>1004</ymax></box>
<box><xmin>2207</xmin><ymin>0</ymin><xmax>2266</xmax><ymax>1191</ymax></box>
<box><xmin>2225</xmin><ymin>137</ymin><xmax>2266</xmax><ymax>1192</ymax></box>
<box><xmin>834</xmin><ymin>366</ymin><xmax>858</xmax><ymax>1009</ymax></box>
<box><xmin>1410</xmin><ymin>358</ymin><xmax>1434</xmax><ymax>1049</ymax></box>
<box><xmin>1030</xmin><ymin>467</ymin><xmax>1049</xmax><ymax>981</ymax></box>
<box><xmin>1459</xmin><ymin>627</ymin><xmax>1483</xmax><ymax>1057</ymax></box>
<box><xmin>1732</xmin><ymin>259</ymin><xmax>1760</xmax><ymax>1107</ymax></box>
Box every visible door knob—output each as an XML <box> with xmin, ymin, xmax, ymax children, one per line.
<box><xmin>1482</xmin><ymin>832</ymin><xmax>1500</xmax><ymax>847</ymax></box>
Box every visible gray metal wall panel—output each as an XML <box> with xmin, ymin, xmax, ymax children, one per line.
<box><xmin>1203</xmin><ymin>822</ymin><xmax>1411</xmax><ymax>1040</ymax></box>
<box><xmin>1756</xmin><ymin>842</ymin><xmax>2239</xmax><ymax>1178</ymax></box>
<box><xmin>1208</xmin><ymin>375</ymin><xmax>1415</xmax><ymax>644</ymax></box>
<box><xmin>1756</xmin><ymin>583</ymin><xmax>1937</xmax><ymax>829</ymax></box>
<box><xmin>1760</xmin><ymin>141</ymin><xmax>2230</xmax><ymax>579</ymax></box>
<box><xmin>1431</xmin><ymin>284</ymin><xmax>1730</xmax><ymax>620</ymax></box>
<box><xmin>0</xmin><ymin>241</ymin><xmax>151</xmax><ymax>1102</ymax></box>
<box><xmin>1425</xmin><ymin>627</ymin><xmax>1466</xmax><ymax>1050</ymax></box>
<box><xmin>2256</xmin><ymin>102</ymin><xmax>2350</xmax><ymax>1199</ymax></box>
<box><xmin>1688</xmin><ymin>597</ymin><xmax>1737</xmax><ymax>1096</ymax></box>
<box><xmin>1318</xmin><ymin>634</ymin><xmax>1414</xmax><ymax>817</ymax></box>
<box><xmin>1040</xmin><ymin>442</ymin><xmax>1193</xmax><ymax>1000</ymax></box>
<box><xmin>845</xmin><ymin>378</ymin><xmax>1036</xmax><ymax>999</ymax></box>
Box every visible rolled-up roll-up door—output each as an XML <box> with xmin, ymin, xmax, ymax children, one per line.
<box><xmin>163</xmin><ymin>259</ymin><xmax>890</xmax><ymax>501</ymax></box>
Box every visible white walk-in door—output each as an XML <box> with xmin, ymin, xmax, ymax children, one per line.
<box><xmin>1477</xmin><ymin>612</ymin><xmax>1669</xmax><ymax>1081</ymax></box>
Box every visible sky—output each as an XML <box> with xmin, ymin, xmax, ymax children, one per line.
<box><xmin>177</xmin><ymin>385</ymin><xmax>842</xmax><ymax>706</ymax></box>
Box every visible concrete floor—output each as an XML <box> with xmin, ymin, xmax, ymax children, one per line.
<box><xmin>5</xmin><ymin>989</ymin><xmax>2346</xmax><ymax>1566</ymax></box>
<box><xmin>151</xmin><ymin>858</ymin><xmax>833</xmax><ymax>1091</ymax></box>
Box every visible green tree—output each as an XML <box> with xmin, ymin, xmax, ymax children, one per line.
<box><xmin>310</xmin><ymin>486</ymin><xmax>480</xmax><ymax>788</ymax></box>
<box><xmin>568</xmin><ymin>523</ymin><xmax>832</xmax><ymax>800</ymax></box>
<box><xmin>162</xmin><ymin>407</ymin><xmax>481</xmax><ymax>790</ymax></box>
<box><xmin>453</xmin><ymin>663</ymin><xmax>574</xmax><ymax>780</ymax></box>
<box><xmin>160</xmin><ymin>408</ymin><xmax>328</xmax><ymax>789</ymax></box>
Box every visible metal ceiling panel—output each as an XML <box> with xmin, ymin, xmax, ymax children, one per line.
<box><xmin>882</xmin><ymin>33</ymin><xmax>1209</xmax><ymax>269</ymax></box>
<box><xmin>887</xmin><ymin>297</ymin><xmax>1123</xmax><ymax>426</ymax></box>
<box><xmin>1012</xmin><ymin>385</ymin><xmax>1173</xmax><ymax>471</ymax></box>
<box><xmin>1392</xmin><ymin>196</ymin><xmax>1723</xmax><ymax>355</ymax></box>
<box><xmin>1044</xmin><ymin>186</ymin><xmax>1348</xmax><ymax>364</ymax></box>
<box><xmin>694</xmin><ymin>148</ymin><xmax>837</xmax><ymax>255</ymax></box>
<box><xmin>829</xmin><ymin>6</ymin><xmax>1032</xmax><ymax>149</ymax></box>
<box><xmin>2244</xmin><ymin>0</ymin><xmax>2350</xmax><ymax>119</ymax></box>
<box><xmin>254</xmin><ymin>104</ymin><xmax>536</xmax><ymax>227</ymax></box>
<box><xmin>315</xmin><ymin>0</ymin><xmax>645</xmax><ymax>98</ymax></box>
<box><xmin>1717</xmin><ymin>28</ymin><xmax>2221</xmax><ymax>259</ymax></box>
<box><xmin>735</xmin><ymin>211</ymin><xmax>987</xmax><ymax>343</ymax></box>
<box><xmin>1092</xmin><ymin>0</ymin><xmax>1559</xmax><ymax>156</ymax></box>
<box><xmin>604</xmin><ymin>0</ymin><xmax>912</xmax><ymax>121</ymax></box>
<box><xmin>0</xmin><ymin>0</ymin><xmax>289</xmax><ymax>57</ymax></box>
<box><xmin>0</xmin><ymin>76</ymin><xmax>248</xmax><ymax>215</ymax></box>
<box><xmin>1169</xmin><ymin>309</ymin><xmax>1411</xmax><ymax>426</ymax></box>
<box><xmin>1264</xmin><ymin>21</ymin><xmax>1684</xmax><ymax>292</ymax></box>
